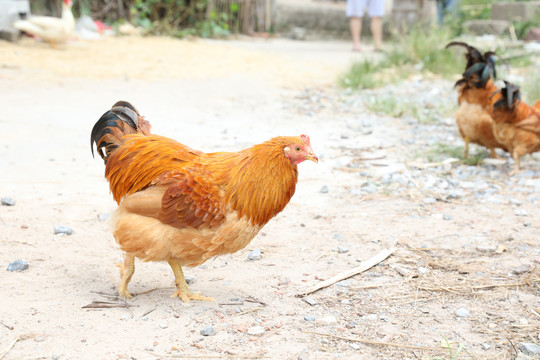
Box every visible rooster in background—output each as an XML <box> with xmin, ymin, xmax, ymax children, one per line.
<box><xmin>91</xmin><ymin>101</ymin><xmax>318</xmax><ymax>302</ymax></box>
<box><xmin>490</xmin><ymin>81</ymin><xmax>540</xmax><ymax>174</ymax></box>
<box><xmin>446</xmin><ymin>41</ymin><xmax>506</xmax><ymax>159</ymax></box>
<box><xmin>14</xmin><ymin>0</ymin><xmax>74</xmax><ymax>47</ymax></box>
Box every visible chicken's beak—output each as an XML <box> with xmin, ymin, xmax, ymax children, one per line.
<box><xmin>306</xmin><ymin>150</ymin><xmax>319</xmax><ymax>163</ymax></box>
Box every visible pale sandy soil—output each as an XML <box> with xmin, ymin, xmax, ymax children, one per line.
<box><xmin>0</xmin><ymin>35</ymin><xmax>538</xmax><ymax>360</ymax></box>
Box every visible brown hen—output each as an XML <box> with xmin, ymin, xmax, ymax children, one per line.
<box><xmin>91</xmin><ymin>101</ymin><xmax>317</xmax><ymax>302</ymax></box>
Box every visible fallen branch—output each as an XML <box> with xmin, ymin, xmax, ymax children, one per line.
<box><xmin>303</xmin><ymin>330</ymin><xmax>441</xmax><ymax>352</ymax></box>
<box><xmin>296</xmin><ymin>247</ymin><xmax>395</xmax><ymax>297</ymax></box>
<box><xmin>0</xmin><ymin>337</ymin><xmax>19</xmax><ymax>360</ymax></box>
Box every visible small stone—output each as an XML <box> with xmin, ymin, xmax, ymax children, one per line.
<box><xmin>320</xmin><ymin>185</ymin><xmax>329</xmax><ymax>194</ymax></box>
<box><xmin>140</xmin><ymin>316</ymin><xmax>148</xmax><ymax>321</ymax></box>
<box><xmin>185</xmin><ymin>275</ymin><xmax>196</xmax><ymax>284</ymax></box>
<box><xmin>349</xmin><ymin>343</ymin><xmax>361</xmax><ymax>350</ymax></box>
<box><xmin>423</xmin><ymin>197</ymin><xmax>436</xmax><ymax>204</ymax></box>
<box><xmin>7</xmin><ymin>259</ymin><xmax>29</xmax><ymax>272</ymax></box>
<box><xmin>513</xmin><ymin>264</ymin><xmax>531</xmax><ymax>275</ymax></box>
<box><xmin>52</xmin><ymin>354</ymin><xmax>61</xmax><ymax>360</ymax></box>
<box><xmin>332</xmin><ymin>233</ymin><xmax>344</xmax><ymax>241</ymax></box>
<box><xmin>378</xmin><ymin>314</ymin><xmax>388</xmax><ymax>321</ymax></box>
<box><xmin>418</xmin><ymin>267</ymin><xmax>429</xmax><ymax>274</ymax></box>
<box><xmin>443</xmin><ymin>214</ymin><xmax>452</xmax><ymax>220</ymax></box>
<box><xmin>247</xmin><ymin>326</ymin><xmax>265</xmax><ymax>335</ymax></box>
<box><xmin>455</xmin><ymin>308</ymin><xmax>470</xmax><ymax>318</ymax></box>
<box><xmin>341</xmin><ymin>299</ymin><xmax>350</xmax><ymax>305</ymax></box>
<box><xmin>476</xmin><ymin>245</ymin><xmax>497</xmax><ymax>252</ymax></box>
<box><xmin>304</xmin><ymin>315</ymin><xmax>315</xmax><ymax>322</ymax></box>
<box><xmin>1</xmin><ymin>197</ymin><xmax>15</xmax><ymax>206</ymax></box>
<box><xmin>303</xmin><ymin>297</ymin><xmax>318</xmax><ymax>306</ymax></box>
<box><xmin>159</xmin><ymin>323</ymin><xmax>168</xmax><ymax>329</ymax></box>
<box><xmin>200</xmin><ymin>325</ymin><xmax>216</xmax><ymax>336</ymax></box>
<box><xmin>337</xmin><ymin>246</ymin><xmax>349</xmax><ymax>254</ymax></box>
<box><xmin>482</xmin><ymin>343</ymin><xmax>491</xmax><ymax>350</ymax></box>
<box><xmin>514</xmin><ymin>209</ymin><xmax>528</xmax><ymax>216</ymax></box>
<box><xmin>346</xmin><ymin>321</ymin><xmax>356</xmax><ymax>329</ymax></box>
<box><xmin>519</xmin><ymin>342</ymin><xmax>540</xmax><ymax>355</ymax></box>
<box><xmin>317</xmin><ymin>316</ymin><xmax>337</xmax><ymax>325</ymax></box>
<box><xmin>364</xmin><ymin>314</ymin><xmax>377</xmax><ymax>321</ymax></box>
<box><xmin>54</xmin><ymin>225</ymin><xmax>73</xmax><ymax>236</ymax></box>
<box><xmin>247</xmin><ymin>248</ymin><xmax>261</xmax><ymax>261</ymax></box>
<box><xmin>34</xmin><ymin>336</ymin><xmax>45</xmax><ymax>342</ymax></box>
<box><xmin>336</xmin><ymin>280</ymin><xmax>351</xmax><ymax>287</ymax></box>
<box><xmin>98</xmin><ymin>213</ymin><xmax>110</xmax><ymax>222</ymax></box>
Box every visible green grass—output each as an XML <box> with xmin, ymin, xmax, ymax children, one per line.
<box><xmin>430</xmin><ymin>335</ymin><xmax>475</xmax><ymax>360</ymax></box>
<box><xmin>340</xmin><ymin>25</ymin><xmax>464</xmax><ymax>90</ymax></box>
<box><xmin>424</xmin><ymin>143</ymin><xmax>488</xmax><ymax>166</ymax></box>
<box><xmin>522</xmin><ymin>71</ymin><xmax>540</xmax><ymax>105</ymax></box>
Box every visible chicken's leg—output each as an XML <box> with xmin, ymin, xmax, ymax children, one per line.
<box><xmin>489</xmin><ymin>148</ymin><xmax>501</xmax><ymax>159</ymax></box>
<box><xmin>510</xmin><ymin>151</ymin><xmax>521</xmax><ymax>176</ymax></box>
<box><xmin>463</xmin><ymin>137</ymin><xmax>470</xmax><ymax>159</ymax></box>
<box><xmin>117</xmin><ymin>253</ymin><xmax>135</xmax><ymax>298</ymax></box>
<box><xmin>168</xmin><ymin>260</ymin><xmax>214</xmax><ymax>302</ymax></box>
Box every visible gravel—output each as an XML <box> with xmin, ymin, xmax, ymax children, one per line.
<box><xmin>337</xmin><ymin>246</ymin><xmax>349</xmax><ymax>254</ymax></box>
<box><xmin>200</xmin><ymin>325</ymin><xmax>216</xmax><ymax>336</ymax></box>
<box><xmin>319</xmin><ymin>185</ymin><xmax>329</xmax><ymax>194</ymax></box>
<box><xmin>7</xmin><ymin>259</ymin><xmax>29</xmax><ymax>272</ymax></box>
<box><xmin>1</xmin><ymin>197</ymin><xmax>15</xmax><ymax>206</ymax></box>
<box><xmin>247</xmin><ymin>326</ymin><xmax>265</xmax><ymax>335</ymax></box>
<box><xmin>54</xmin><ymin>225</ymin><xmax>73</xmax><ymax>236</ymax></box>
<box><xmin>454</xmin><ymin>308</ymin><xmax>470</xmax><ymax>318</ymax></box>
<box><xmin>247</xmin><ymin>248</ymin><xmax>261</xmax><ymax>261</ymax></box>
<box><xmin>303</xmin><ymin>297</ymin><xmax>318</xmax><ymax>306</ymax></box>
<box><xmin>518</xmin><ymin>342</ymin><xmax>540</xmax><ymax>355</ymax></box>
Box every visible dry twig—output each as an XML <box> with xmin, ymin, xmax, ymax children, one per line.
<box><xmin>0</xmin><ymin>337</ymin><xmax>19</xmax><ymax>360</ymax></box>
<box><xmin>303</xmin><ymin>330</ymin><xmax>441</xmax><ymax>352</ymax></box>
<box><xmin>296</xmin><ymin>247</ymin><xmax>395</xmax><ymax>297</ymax></box>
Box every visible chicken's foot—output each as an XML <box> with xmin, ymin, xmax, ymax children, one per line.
<box><xmin>117</xmin><ymin>253</ymin><xmax>135</xmax><ymax>298</ymax></box>
<box><xmin>168</xmin><ymin>260</ymin><xmax>214</xmax><ymax>302</ymax></box>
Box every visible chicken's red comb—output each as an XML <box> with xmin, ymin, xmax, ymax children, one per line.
<box><xmin>300</xmin><ymin>134</ymin><xmax>311</xmax><ymax>146</ymax></box>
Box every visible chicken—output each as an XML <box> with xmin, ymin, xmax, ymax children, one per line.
<box><xmin>91</xmin><ymin>101</ymin><xmax>318</xmax><ymax>302</ymax></box>
<box><xmin>490</xmin><ymin>81</ymin><xmax>540</xmax><ymax>174</ymax></box>
<box><xmin>446</xmin><ymin>41</ymin><xmax>506</xmax><ymax>159</ymax></box>
<box><xmin>14</xmin><ymin>0</ymin><xmax>74</xmax><ymax>47</ymax></box>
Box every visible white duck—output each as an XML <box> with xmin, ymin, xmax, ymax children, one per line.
<box><xmin>14</xmin><ymin>0</ymin><xmax>75</xmax><ymax>47</ymax></box>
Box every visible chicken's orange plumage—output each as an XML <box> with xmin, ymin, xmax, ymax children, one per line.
<box><xmin>490</xmin><ymin>81</ymin><xmax>540</xmax><ymax>174</ymax></box>
<box><xmin>91</xmin><ymin>101</ymin><xmax>317</xmax><ymax>302</ymax></box>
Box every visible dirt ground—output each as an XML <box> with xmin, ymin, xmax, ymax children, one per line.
<box><xmin>0</xmin><ymin>36</ymin><xmax>539</xmax><ymax>360</ymax></box>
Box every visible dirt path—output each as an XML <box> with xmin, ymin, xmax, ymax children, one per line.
<box><xmin>0</xmin><ymin>36</ymin><xmax>539</xmax><ymax>360</ymax></box>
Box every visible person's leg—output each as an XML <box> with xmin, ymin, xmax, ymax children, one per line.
<box><xmin>347</xmin><ymin>0</ymin><xmax>366</xmax><ymax>51</ymax></box>
<box><xmin>368</xmin><ymin>0</ymin><xmax>384</xmax><ymax>50</ymax></box>
<box><xmin>370</xmin><ymin>17</ymin><xmax>383</xmax><ymax>50</ymax></box>
<box><xmin>350</xmin><ymin>17</ymin><xmax>362</xmax><ymax>51</ymax></box>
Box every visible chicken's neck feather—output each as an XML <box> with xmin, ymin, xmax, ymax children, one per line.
<box><xmin>208</xmin><ymin>137</ymin><xmax>299</xmax><ymax>227</ymax></box>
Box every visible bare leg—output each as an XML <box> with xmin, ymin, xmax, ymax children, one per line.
<box><xmin>117</xmin><ymin>253</ymin><xmax>135</xmax><ymax>298</ymax></box>
<box><xmin>463</xmin><ymin>137</ymin><xmax>470</xmax><ymax>159</ymax></box>
<box><xmin>370</xmin><ymin>17</ymin><xmax>383</xmax><ymax>50</ymax></box>
<box><xmin>168</xmin><ymin>260</ymin><xmax>214</xmax><ymax>302</ymax></box>
<box><xmin>350</xmin><ymin>17</ymin><xmax>362</xmax><ymax>51</ymax></box>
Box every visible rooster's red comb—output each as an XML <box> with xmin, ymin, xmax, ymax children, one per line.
<box><xmin>300</xmin><ymin>134</ymin><xmax>311</xmax><ymax>146</ymax></box>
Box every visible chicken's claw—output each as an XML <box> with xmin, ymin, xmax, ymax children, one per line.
<box><xmin>171</xmin><ymin>290</ymin><xmax>214</xmax><ymax>303</ymax></box>
<box><xmin>118</xmin><ymin>288</ymin><xmax>132</xmax><ymax>299</ymax></box>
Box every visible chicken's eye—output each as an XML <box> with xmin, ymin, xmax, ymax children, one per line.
<box><xmin>295</xmin><ymin>146</ymin><xmax>301</xmax><ymax>151</ymax></box>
